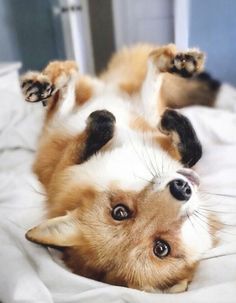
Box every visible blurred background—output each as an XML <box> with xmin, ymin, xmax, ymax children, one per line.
<box><xmin>0</xmin><ymin>0</ymin><xmax>235</xmax><ymax>85</ymax></box>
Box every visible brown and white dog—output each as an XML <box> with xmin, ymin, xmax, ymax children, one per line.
<box><xmin>21</xmin><ymin>44</ymin><xmax>220</xmax><ymax>293</ymax></box>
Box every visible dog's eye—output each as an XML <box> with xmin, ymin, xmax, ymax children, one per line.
<box><xmin>111</xmin><ymin>204</ymin><xmax>130</xmax><ymax>221</ymax></box>
<box><xmin>153</xmin><ymin>240</ymin><xmax>170</xmax><ymax>258</ymax></box>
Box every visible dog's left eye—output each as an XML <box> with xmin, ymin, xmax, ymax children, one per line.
<box><xmin>153</xmin><ymin>239</ymin><xmax>170</xmax><ymax>258</ymax></box>
<box><xmin>111</xmin><ymin>204</ymin><xmax>130</xmax><ymax>221</ymax></box>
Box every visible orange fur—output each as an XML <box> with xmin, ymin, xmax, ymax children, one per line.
<box><xmin>75</xmin><ymin>76</ymin><xmax>94</xmax><ymax>106</ymax></box>
<box><xmin>100</xmin><ymin>44</ymin><xmax>154</xmax><ymax>95</ymax></box>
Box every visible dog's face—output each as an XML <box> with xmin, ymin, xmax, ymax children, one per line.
<box><xmin>27</xmin><ymin>141</ymin><xmax>213</xmax><ymax>292</ymax></box>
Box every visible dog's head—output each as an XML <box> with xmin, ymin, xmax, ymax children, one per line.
<box><xmin>26</xmin><ymin>138</ymin><xmax>213</xmax><ymax>292</ymax></box>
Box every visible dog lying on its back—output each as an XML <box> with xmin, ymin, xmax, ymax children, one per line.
<box><xmin>21</xmin><ymin>44</ymin><xmax>220</xmax><ymax>293</ymax></box>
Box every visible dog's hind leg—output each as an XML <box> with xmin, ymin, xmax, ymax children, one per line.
<box><xmin>140</xmin><ymin>44</ymin><xmax>177</xmax><ymax>125</ymax></box>
<box><xmin>140</xmin><ymin>45</ymin><xmax>206</xmax><ymax>125</ymax></box>
<box><xmin>21</xmin><ymin>61</ymin><xmax>80</xmax><ymax>118</ymax></box>
<box><xmin>21</xmin><ymin>61</ymin><xmax>104</xmax><ymax>122</ymax></box>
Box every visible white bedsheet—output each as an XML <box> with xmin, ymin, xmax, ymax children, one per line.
<box><xmin>0</xmin><ymin>86</ymin><xmax>236</xmax><ymax>303</ymax></box>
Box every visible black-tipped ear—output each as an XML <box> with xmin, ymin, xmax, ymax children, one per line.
<box><xmin>159</xmin><ymin>109</ymin><xmax>202</xmax><ymax>167</ymax></box>
<box><xmin>79</xmin><ymin>110</ymin><xmax>116</xmax><ymax>163</ymax></box>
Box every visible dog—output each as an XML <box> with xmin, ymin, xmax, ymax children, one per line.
<box><xmin>21</xmin><ymin>44</ymin><xmax>220</xmax><ymax>293</ymax></box>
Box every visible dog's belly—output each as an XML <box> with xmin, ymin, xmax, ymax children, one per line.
<box><xmin>52</xmin><ymin>91</ymin><xmax>143</xmax><ymax>141</ymax></box>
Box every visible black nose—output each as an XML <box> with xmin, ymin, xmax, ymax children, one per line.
<box><xmin>169</xmin><ymin>179</ymin><xmax>192</xmax><ymax>201</ymax></box>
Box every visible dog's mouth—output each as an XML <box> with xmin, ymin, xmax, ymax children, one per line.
<box><xmin>177</xmin><ymin>168</ymin><xmax>200</xmax><ymax>187</ymax></box>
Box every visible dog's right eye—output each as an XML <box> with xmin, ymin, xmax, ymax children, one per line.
<box><xmin>111</xmin><ymin>204</ymin><xmax>131</xmax><ymax>221</ymax></box>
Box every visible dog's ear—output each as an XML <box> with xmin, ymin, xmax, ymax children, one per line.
<box><xmin>26</xmin><ymin>211</ymin><xmax>80</xmax><ymax>247</ymax></box>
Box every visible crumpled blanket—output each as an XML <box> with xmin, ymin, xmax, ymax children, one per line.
<box><xmin>0</xmin><ymin>84</ymin><xmax>236</xmax><ymax>303</ymax></box>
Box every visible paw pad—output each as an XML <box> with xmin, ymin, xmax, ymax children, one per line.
<box><xmin>21</xmin><ymin>73</ymin><xmax>55</xmax><ymax>103</ymax></box>
<box><xmin>170</xmin><ymin>51</ymin><xmax>205</xmax><ymax>77</ymax></box>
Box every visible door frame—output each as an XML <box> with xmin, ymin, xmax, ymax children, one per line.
<box><xmin>54</xmin><ymin>0</ymin><xmax>95</xmax><ymax>74</ymax></box>
<box><xmin>112</xmin><ymin>0</ymin><xmax>190</xmax><ymax>49</ymax></box>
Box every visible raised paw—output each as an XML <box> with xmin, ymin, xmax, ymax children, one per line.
<box><xmin>158</xmin><ymin>109</ymin><xmax>202</xmax><ymax>167</ymax></box>
<box><xmin>21</xmin><ymin>72</ymin><xmax>54</xmax><ymax>103</ymax></box>
<box><xmin>170</xmin><ymin>49</ymin><xmax>205</xmax><ymax>78</ymax></box>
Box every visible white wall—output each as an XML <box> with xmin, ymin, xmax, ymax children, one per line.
<box><xmin>112</xmin><ymin>0</ymin><xmax>174</xmax><ymax>49</ymax></box>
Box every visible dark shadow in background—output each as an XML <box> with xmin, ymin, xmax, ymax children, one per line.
<box><xmin>1</xmin><ymin>0</ymin><xmax>115</xmax><ymax>75</ymax></box>
<box><xmin>88</xmin><ymin>0</ymin><xmax>115</xmax><ymax>74</ymax></box>
<box><xmin>4</xmin><ymin>0</ymin><xmax>65</xmax><ymax>72</ymax></box>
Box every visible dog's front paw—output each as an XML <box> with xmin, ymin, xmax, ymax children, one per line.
<box><xmin>21</xmin><ymin>72</ymin><xmax>54</xmax><ymax>103</ymax></box>
<box><xmin>80</xmin><ymin>110</ymin><xmax>116</xmax><ymax>162</ymax></box>
<box><xmin>170</xmin><ymin>49</ymin><xmax>205</xmax><ymax>78</ymax></box>
<box><xmin>159</xmin><ymin>109</ymin><xmax>202</xmax><ymax>167</ymax></box>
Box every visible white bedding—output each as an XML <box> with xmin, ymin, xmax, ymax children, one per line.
<box><xmin>0</xmin><ymin>84</ymin><xmax>236</xmax><ymax>303</ymax></box>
